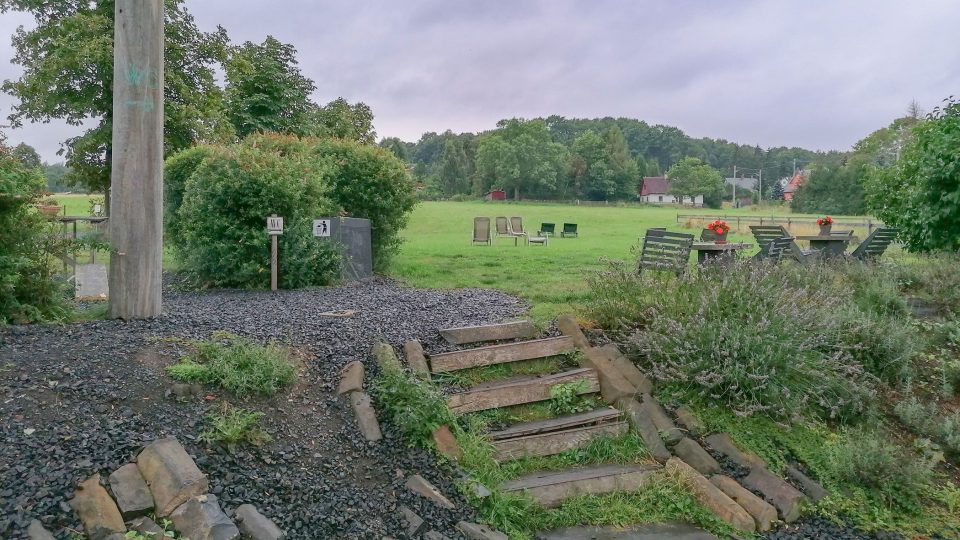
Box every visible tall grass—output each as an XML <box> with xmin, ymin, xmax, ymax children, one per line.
<box><xmin>166</xmin><ymin>334</ymin><xmax>297</xmax><ymax>397</ymax></box>
<box><xmin>588</xmin><ymin>258</ymin><xmax>922</xmax><ymax>421</ymax></box>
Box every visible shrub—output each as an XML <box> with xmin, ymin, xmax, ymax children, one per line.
<box><xmin>0</xmin><ymin>147</ymin><xmax>73</xmax><ymax>323</ymax></box>
<box><xmin>372</xmin><ymin>361</ymin><xmax>456</xmax><ymax>446</ymax></box>
<box><xmin>894</xmin><ymin>254</ymin><xmax>960</xmax><ymax>316</ymax></box>
<box><xmin>175</xmin><ymin>143</ymin><xmax>340</xmax><ymax>289</ymax></box>
<box><xmin>306</xmin><ymin>138</ymin><xmax>416</xmax><ymax>270</ymax></box>
<box><xmin>200</xmin><ymin>402</ymin><xmax>272</xmax><ymax>451</ymax></box>
<box><xmin>163</xmin><ymin>145</ymin><xmax>211</xmax><ymax>246</ymax></box>
<box><xmin>894</xmin><ymin>396</ymin><xmax>960</xmax><ymax>457</ymax></box>
<box><xmin>167</xmin><ymin>334</ymin><xmax>297</xmax><ymax>397</ymax></box>
<box><xmin>590</xmin><ymin>259</ymin><xmax>887</xmax><ymax>421</ymax></box>
<box><xmin>826</xmin><ymin>427</ymin><xmax>938</xmax><ymax>511</ymax></box>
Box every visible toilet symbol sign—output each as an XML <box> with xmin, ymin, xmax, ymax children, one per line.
<box><xmin>313</xmin><ymin>219</ymin><xmax>331</xmax><ymax>237</ymax></box>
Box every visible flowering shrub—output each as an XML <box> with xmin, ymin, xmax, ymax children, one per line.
<box><xmin>816</xmin><ymin>215</ymin><xmax>834</xmax><ymax>226</ymax></box>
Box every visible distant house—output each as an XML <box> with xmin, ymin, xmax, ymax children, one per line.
<box><xmin>639</xmin><ymin>176</ymin><xmax>704</xmax><ymax>206</ymax></box>
<box><xmin>725</xmin><ymin>177</ymin><xmax>757</xmax><ymax>191</ymax></box>
<box><xmin>485</xmin><ymin>189</ymin><xmax>506</xmax><ymax>201</ymax></box>
<box><xmin>782</xmin><ymin>171</ymin><xmax>807</xmax><ymax>201</ymax></box>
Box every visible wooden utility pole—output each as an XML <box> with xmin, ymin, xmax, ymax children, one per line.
<box><xmin>109</xmin><ymin>0</ymin><xmax>164</xmax><ymax>319</ymax></box>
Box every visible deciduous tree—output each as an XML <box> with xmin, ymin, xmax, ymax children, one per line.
<box><xmin>666</xmin><ymin>157</ymin><xmax>724</xmax><ymax>207</ymax></box>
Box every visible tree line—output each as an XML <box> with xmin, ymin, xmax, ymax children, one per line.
<box><xmin>0</xmin><ymin>0</ymin><xmax>376</xmax><ymax>195</ymax></box>
<box><xmin>381</xmin><ymin>116</ymin><xmax>845</xmax><ymax>202</ymax></box>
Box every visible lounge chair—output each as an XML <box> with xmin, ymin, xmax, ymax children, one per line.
<box><xmin>540</xmin><ymin>222</ymin><xmax>556</xmax><ymax>236</ymax></box>
<box><xmin>495</xmin><ymin>216</ymin><xmax>523</xmax><ymax>246</ymax></box>
<box><xmin>561</xmin><ymin>223</ymin><xmax>578</xmax><ymax>238</ymax></box>
<box><xmin>638</xmin><ymin>228</ymin><xmax>694</xmax><ymax>275</ymax></box>
<box><xmin>510</xmin><ymin>217</ymin><xmax>526</xmax><ymax>236</ymax></box>
<box><xmin>749</xmin><ymin>225</ymin><xmax>810</xmax><ymax>262</ymax></box>
<box><xmin>851</xmin><ymin>227</ymin><xmax>899</xmax><ymax>260</ymax></box>
<box><xmin>472</xmin><ymin>217</ymin><xmax>491</xmax><ymax>246</ymax></box>
<box><xmin>766</xmin><ymin>237</ymin><xmax>795</xmax><ymax>262</ymax></box>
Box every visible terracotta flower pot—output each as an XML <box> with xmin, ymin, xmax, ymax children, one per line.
<box><xmin>38</xmin><ymin>205</ymin><xmax>63</xmax><ymax>217</ymax></box>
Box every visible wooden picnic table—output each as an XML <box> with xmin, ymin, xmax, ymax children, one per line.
<box><xmin>691</xmin><ymin>242</ymin><xmax>754</xmax><ymax>263</ymax></box>
<box><xmin>794</xmin><ymin>235</ymin><xmax>859</xmax><ymax>258</ymax></box>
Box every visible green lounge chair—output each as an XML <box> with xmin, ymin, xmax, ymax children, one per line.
<box><xmin>749</xmin><ymin>225</ymin><xmax>810</xmax><ymax>262</ymax></box>
<box><xmin>540</xmin><ymin>222</ymin><xmax>556</xmax><ymax>236</ymax></box>
<box><xmin>851</xmin><ymin>227</ymin><xmax>899</xmax><ymax>260</ymax></box>
<box><xmin>638</xmin><ymin>228</ymin><xmax>694</xmax><ymax>275</ymax></box>
<box><xmin>561</xmin><ymin>223</ymin><xmax>578</xmax><ymax>238</ymax></box>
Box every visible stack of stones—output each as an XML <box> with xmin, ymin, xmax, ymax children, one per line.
<box><xmin>28</xmin><ymin>437</ymin><xmax>284</xmax><ymax>540</ymax></box>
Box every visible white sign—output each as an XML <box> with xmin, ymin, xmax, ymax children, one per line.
<box><xmin>313</xmin><ymin>219</ymin><xmax>331</xmax><ymax>237</ymax></box>
<box><xmin>267</xmin><ymin>216</ymin><xmax>284</xmax><ymax>235</ymax></box>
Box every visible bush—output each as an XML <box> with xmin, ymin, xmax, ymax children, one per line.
<box><xmin>163</xmin><ymin>145</ymin><xmax>211</xmax><ymax>245</ymax></box>
<box><xmin>167</xmin><ymin>334</ymin><xmax>297</xmax><ymax>397</ymax></box>
<box><xmin>894</xmin><ymin>396</ymin><xmax>960</xmax><ymax>457</ymax></box>
<box><xmin>175</xmin><ymin>142</ymin><xmax>340</xmax><ymax>289</ymax></box>
<box><xmin>0</xmin><ymin>147</ymin><xmax>73</xmax><ymax>323</ymax></box>
<box><xmin>588</xmin><ymin>259</ymin><xmax>911</xmax><ymax>421</ymax></box>
<box><xmin>827</xmin><ymin>427</ymin><xmax>938</xmax><ymax>511</ymax></box>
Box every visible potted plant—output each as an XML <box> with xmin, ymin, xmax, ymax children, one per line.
<box><xmin>37</xmin><ymin>198</ymin><xmax>63</xmax><ymax>217</ymax></box>
<box><xmin>816</xmin><ymin>215</ymin><xmax>833</xmax><ymax>236</ymax></box>
<box><xmin>706</xmin><ymin>219</ymin><xmax>730</xmax><ymax>244</ymax></box>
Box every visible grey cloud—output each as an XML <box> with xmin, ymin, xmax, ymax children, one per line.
<box><xmin>2</xmin><ymin>0</ymin><xmax>958</xmax><ymax>160</ymax></box>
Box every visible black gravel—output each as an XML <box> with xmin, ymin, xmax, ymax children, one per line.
<box><xmin>0</xmin><ymin>276</ymin><xmax>526</xmax><ymax>539</ymax></box>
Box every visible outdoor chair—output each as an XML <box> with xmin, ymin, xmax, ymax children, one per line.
<box><xmin>495</xmin><ymin>216</ymin><xmax>524</xmax><ymax>245</ymax></box>
<box><xmin>851</xmin><ymin>227</ymin><xmax>899</xmax><ymax>260</ymax></box>
<box><xmin>561</xmin><ymin>223</ymin><xmax>579</xmax><ymax>238</ymax></box>
<box><xmin>510</xmin><ymin>217</ymin><xmax>526</xmax><ymax>236</ymax></box>
<box><xmin>540</xmin><ymin>222</ymin><xmax>556</xmax><ymax>236</ymax></box>
<box><xmin>831</xmin><ymin>230</ymin><xmax>855</xmax><ymax>237</ymax></box>
<box><xmin>750</xmin><ymin>225</ymin><xmax>811</xmax><ymax>262</ymax></box>
<box><xmin>638</xmin><ymin>228</ymin><xmax>694</xmax><ymax>276</ymax></box>
<box><xmin>766</xmin><ymin>237</ymin><xmax>795</xmax><ymax>262</ymax></box>
<box><xmin>472</xmin><ymin>217</ymin><xmax>491</xmax><ymax>246</ymax></box>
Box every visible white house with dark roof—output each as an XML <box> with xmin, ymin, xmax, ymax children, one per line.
<box><xmin>638</xmin><ymin>176</ymin><xmax>704</xmax><ymax>206</ymax></box>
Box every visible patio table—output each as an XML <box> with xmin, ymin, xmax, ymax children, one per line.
<box><xmin>691</xmin><ymin>242</ymin><xmax>754</xmax><ymax>263</ymax></box>
<box><xmin>794</xmin><ymin>235</ymin><xmax>859</xmax><ymax>258</ymax></box>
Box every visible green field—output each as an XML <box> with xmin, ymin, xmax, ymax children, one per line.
<box><xmin>391</xmin><ymin>201</ymin><xmax>875</xmax><ymax>320</ymax></box>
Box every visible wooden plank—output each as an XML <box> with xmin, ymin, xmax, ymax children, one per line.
<box><xmin>109</xmin><ymin>0</ymin><xmax>164</xmax><ymax>319</ymax></box>
<box><xmin>492</xmin><ymin>421</ymin><xmax>628</xmax><ymax>461</ymax></box>
<box><xmin>488</xmin><ymin>407</ymin><xmax>621</xmax><ymax>441</ymax></box>
<box><xmin>430</xmin><ymin>336</ymin><xmax>575</xmax><ymax>373</ymax></box>
<box><xmin>440</xmin><ymin>320</ymin><xmax>537</xmax><ymax>345</ymax></box>
<box><xmin>501</xmin><ymin>464</ymin><xmax>661</xmax><ymax>508</ymax></box>
<box><xmin>447</xmin><ymin>368</ymin><xmax>599</xmax><ymax>414</ymax></box>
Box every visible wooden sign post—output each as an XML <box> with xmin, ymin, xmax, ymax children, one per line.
<box><xmin>267</xmin><ymin>215</ymin><xmax>284</xmax><ymax>291</ymax></box>
<box><xmin>108</xmin><ymin>0</ymin><xmax>164</xmax><ymax>319</ymax></box>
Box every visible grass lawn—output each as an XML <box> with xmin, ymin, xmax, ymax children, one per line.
<box><xmin>390</xmin><ymin>200</ymin><xmax>876</xmax><ymax>321</ymax></box>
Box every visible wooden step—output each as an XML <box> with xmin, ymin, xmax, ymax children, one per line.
<box><xmin>492</xmin><ymin>420</ymin><xmax>629</xmax><ymax>461</ymax></box>
<box><xmin>488</xmin><ymin>407</ymin><xmax>622</xmax><ymax>441</ymax></box>
<box><xmin>440</xmin><ymin>320</ymin><xmax>537</xmax><ymax>345</ymax></box>
<box><xmin>501</xmin><ymin>464</ymin><xmax>661</xmax><ymax>508</ymax></box>
<box><xmin>447</xmin><ymin>368</ymin><xmax>599</xmax><ymax>414</ymax></box>
<box><xmin>430</xmin><ymin>336</ymin><xmax>575</xmax><ymax>373</ymax></box>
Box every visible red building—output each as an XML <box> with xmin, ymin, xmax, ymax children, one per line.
<box><xmin>783</xmin><ymin>171</ymin><xmax>807</xmax><ymax>201</ymax></box>
<box><xmin>485</xmin><ymin>189</ymin><xmax>506</xmax><ymax>201</ymax></box>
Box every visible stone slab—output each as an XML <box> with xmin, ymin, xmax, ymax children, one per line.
<box><xmin>640</xmin><ymin>394</ymin><xmax>682</xmax><ymax>444</ymax></box>
<box><xmin>785</xmin><ymin>465</ymin><xmax>828</xmax><ymax>502</ymax></box>
<box><xmin>350</xmin><ymin>391</ymin><xmax>383</xmax><ymax>441</ymax></box>
<box><xmin>598</xmin><ymin>344</ymin><xmax>653</xmax><ymax>394</ymax></box>
<box><xmin>75</xmin><ymin>263</ymin><xmax>109</xmax><ymax>300</ymax></box>
<box><xmin>406</xmin><ymin>474</ymin><xmax>455</xmax><ymax>509</ymax></box>
<box><xmin>666</xmin><ymin>458</ymin><xmax>755</xmax><ymax>533</ymax></box>
<box><xmin>337</xmin><ymin>361</ymin><xmax>364</xmax><ymax>395</ymax></box>
<box><xmin>439</xmin><ymin>320</ymin><xmax>537</xmax><ymax>345</ymax></box>
<box><xmin>584</xmin><ymin>346</ymin><xmax>639</xmax><ymax>403</ymax></box>
<box><xmin>432</xmin><ymin>425</ymin><xmax>462</xmax><ymax>461</ymax></box>
<box><xmin>556</xmin><ymin>315</ymin><xmax>591</xmax><ymax>349</ymax></box>
<box><xmin>615</xmin><ymin>398</ymin><xmax>672</xmax><ymax>463</ymax></box>
<box><xmin>742</xmin><ymin>467</ymin><xmax>806</xmax><ymax>523</ymax></box>
<box><xmin>536</xmin><ymin>523</ymin><xmax>719</xmax><ymax>540</ymax></box>
<box><xmin>672</xmin><ymin>438</ymin><xmax>721</xmax><ymax>476</ymax></box>
<box><xmin>399</xmin><ymin>506</ymin><xmax>424</xmax><ymax>536</ymax></box>
<box><xmin>70</xmin><ymin>473</ymin><xmax>126</xmax><ymax>540</ymax></box>
<box><xmin>169</xmin><ymin>494</ymin><xmax>239</xmax><ymax>540</ymax></box>
<box><xmin>235</xmin><ymin>504</ymin><xmax>285</xmax><ymax>540</ymax></box>
<box><xmin>128</xmin><ymin>517</ymin><xmax>165</xmax><ymax>536</ymax></box>
<box><xmin>371</xmin><ymin>341</ymin><xmax>403</xmax><ymax>372</ymax></box>
<box><xmin>402</xmin><ymin>340</ymin><xmax>431</xmax><ymax>377</ymax></box>
<box><xmin>137</xmin><ymin>437</ymin><xmax>209</xmax><ymax>517</ymax></box>
<box><xmin>108</xmin><ymin>463</ymin><xmax>154</xmax><ymax>519</ymax></box>
<box><xmin>674</xmin><ymin>406</ymin><xmax>704</xmax><ymax>437</ymax></box>
<box><xmin>703</xmin><ymin>433</ymin><xmax>765</xmax><ymax>470</ymax></box>
<box><xmin>457</xmin><ymin>521</ymin><xmax>509</xmax><ymax>540</ymax></box>
<box><xmin>710</xmin><ymin>475</ymin><xmax>778</xmax><ymax>532</ymax></box>
<box><xmin>26</xmin><ymin>520</ymin><xmax>56</xmax><ymax>540</ymax></box>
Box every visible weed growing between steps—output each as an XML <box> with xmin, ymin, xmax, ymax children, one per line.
<box><xmin>166</xmin><ymin>332</ymin><xmax>297</xmax><ymax>397</ymax></box>
<box><xmin>373</xmin><ymin>366</ymin><xmax>738</xmax><ymax>539</ymax></box>
<box><xmin>433</xmin><ymin>354</ymin><xmax>580</xmax><ymax>387</ymax></box>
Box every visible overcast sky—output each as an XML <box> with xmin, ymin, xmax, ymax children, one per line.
<box><xmin>2</xmin><ymin>0</ymin><xmax>958</xmax><ymax>161</ymax></box>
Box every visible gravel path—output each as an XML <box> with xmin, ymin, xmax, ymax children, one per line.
<box><xmin>0</xmin><ymin>277</ymin><xmax>526</xmax><ymax>539</ymax></box>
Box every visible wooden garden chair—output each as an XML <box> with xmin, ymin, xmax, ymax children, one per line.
<box><xmin>851</xmin><ymin>227</ymin><xmax>899</xmax><ymax>260</ymax></box>
<box><xmin>472</xmin><ymin>217</ymin><xmax>491</xmax><ymax>246</ymax></box>
<box><xmin>638</xmin><ymin>228</ymin><xmax>694</xmax><ymax>275</ymax></box>
<box><xmin>750</xmin><ymin>225</ymin><xmax>810</xmax><ymax>262</ymax></box>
